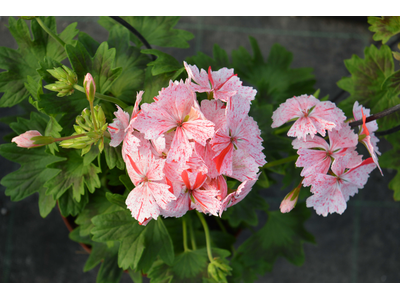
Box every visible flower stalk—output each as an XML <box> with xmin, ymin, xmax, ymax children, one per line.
<box><xmin>196</xmin><ymin>211</ymin><xmax>214</xmax><ymax>262</ymax></box>
<box><xmin>73</xmin><ymin>84</ymin><xmax>128</xmax><ymax>110</ymax></box>
<box><xmin>35</xmin><ymin>17</ymin><xmax>66</xmax><ymax>48</ymax></box>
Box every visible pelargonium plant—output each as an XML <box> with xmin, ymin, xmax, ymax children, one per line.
<box><xmin>1</xmin><ymin>16</ymin><xmax>400</xmax><ymax>283</ymax></box>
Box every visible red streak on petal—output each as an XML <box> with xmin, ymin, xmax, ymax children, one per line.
<box><xmin>215</xmin><ymin>73</ymin><xmax>237</xmax><ymax>90</ymax></box>
<box><xmin>127</xmin><ymin>154</ymin><xmax>142</xmax><ymax>176</ymax></box>
<box><xmin>192</xmin><ymin>192</ymin><xmax>206</xmax><ymax>212</ymax></box>
<box><xmin>137</xmin><ymin>202</ymin><xmax>143</xmax><ymax>222</ymax></box>
<box><xmin>181</xmin><ymin>170</ymin><xmax>192</xmax><ymax>190</ymax></box>
<box><xmin>355</xmin><ymin>157</ymin><xmax>374</xmax><ymax>168</ymax></box>
<box><xmin>213</xmin><ymin>143</ymin><xmax>233</xmax><ymax>173</ymax></box>
<box><xmin>193</xmin><ymin>172</ymin><xmax>207</xmax><ymax>190</ymax></box>
<box><xmin>108</xmin><ymin>125</ymin><xmax>118</xmax><ymax>130</ymax></box>
<box><xmin>208</xmin><ymin>66</ymin><xmax>214</xmax><ymax>88</ymax></box>
<box><xmin>361</xmin><ymin>108</ymin><xmax>370</xmax><ymax>136</ymax></box>
<box><xmin>166</xmin><ymin>176</ymin><xmax>174</xmax><ymax>194</ymax></box>
<box><xmin>139</xmin><ymin>217</ymin><xmax>149</xmax><ymax>226</ymax></box>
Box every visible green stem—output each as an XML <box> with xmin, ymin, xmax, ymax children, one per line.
<box><xmin>89</xmin><ymin>100</ymin><xmax>98</xmax><ymax>131</ymax></box>
<box><xmin>262</xmin><ymin>155</ymin><xmax>298</xmax><ymax>169</ymax></box>
<box><xmin>35</xmin><ymin>17</ymin><xmax>65</xmax><ymax>48</ymax></box>
<box><xmin>273</xmin><ymin>124</ymin><xmax>293</xmax><ymax>135</ymax></box>
<box><xmin>196</xmin><ymin>211</ymin><xmax>213</xmax><ymax>262</ymax></box>
<box><xmin>73</xmin><ymin>84</ymin><xmax>128</xmax><ymax>110</ymax></box>
<box><xmin>53</xmin><ymin>133</ymin><xmax>86</xmax><ymax>142</ymax></box>
<box><xmin>182</xmin><ymin>217</ymin><xmax>189</xmax><ymax>252</ymax></box>
<box><xmin>188</xmin><ymin>218</ymin><xmax>197</xmax><ymax>250</ymax></box>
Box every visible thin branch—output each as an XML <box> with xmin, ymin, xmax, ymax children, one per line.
<box><xmin>349</xmin><ymin>104</ymin><xmax>400</xmax><ymax>128</ymax></box>
<box><xmin>109</xmin><ymin>16</ymin><xmax>156</xmax><ymax>61</ymax></box>
<box><xmin>376</xmin><ymin>124</ymin><xmax>400</xmax><ymax>136</ymax></box>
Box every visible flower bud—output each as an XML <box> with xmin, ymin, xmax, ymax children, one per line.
<box><xmin>83</xmin><ymin>73</ymin><xmax>96</xmax><ymax>103</ymax></box>
<box><xmin>59</xmin><ymin>106</ymin><xmax>107</xmax><ymax>155</ymax></box>
<box><xmin>12</xmin><ymin>130</ymin><xmax>43</xmax><ymax>148</ymax></box>
<box><xmin>44</xmin><ymin>65</ymin><xmax>77</xmax><ymax>97</ymax></box>
<box><xmin>94</xmin><ymin>106</ymin><xmax>106</xmax><ymax>128</ymax></box>
<box><xmin>280</xmin><ymin>181</ymin><xmax>302</xmax><ymax>213</ymax></box>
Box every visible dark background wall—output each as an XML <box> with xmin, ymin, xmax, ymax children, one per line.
<box><xmin>1</xmin><ymin>16</ymin><xmax>399</xmax><ymax>283</ymax></box>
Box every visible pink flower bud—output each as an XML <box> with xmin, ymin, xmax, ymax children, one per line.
<box><xmin>83</xmin><ymin>73</ymin><xmax>96</xmax><ymax>102</ymax></box>
<box><xmin>11</xmin><ymin>130</ymin><xmax>42</xmax><ymax>148</ymax></box>
<box><xmin>280</xmin><ymin>181</ymin><xmax>302</xmax><ymax>213</ymax></box>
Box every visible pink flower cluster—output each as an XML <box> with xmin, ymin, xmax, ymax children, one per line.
<box><xmin>108</xmin><ymin>63</ymin><xmax>266</xmax><ymax>225</ymax></box>
<box><xmin>272</xmin><ymin>95</ymin><xmax>382</xmax><ymax>216</ymax></box>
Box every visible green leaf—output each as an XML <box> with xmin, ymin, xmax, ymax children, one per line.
<box><xmin>77</xmin><ymin>31</ymin><xmax>100</xmax><ymax>57</ymax></box>
<box><xmin>36</xmin><ymin>57</ymin><xmax>63</xmax><ymax>84</ymax></box>
<box><xmin>0</xmin><ymin>17</ymin><xmax>78</xmax><ymax>107</ymax></box>
<box><xmin>119</xmin><ymin>230</ymin><xmax>146</xmax><ymax>270</ymax></box>
<box><xmin>34</xmin><ymin>92</ymin><xmax>88</xmax><ymax>136</ymax></box>
<box><xmin>96</xmin><ymin>243</ymin><xmax>123</xmax><ymax>283</ymax></box>
<box><xmin>91</xmin><ymin>210</ymin><xmax>174</xmax><ymax>271</ymax></box>
<box><xmin>231</xmin><ymin>203</ymin><xmax>315</xmax><ymax>282</ymax></box>
<box><xmin>82</xmin><ymin>145</ymin><xmax>100</xmax><ymax>166</ymax></box>
<box><xmin>44</xmin><ymin>116</ymin><xmax>62</xmax><ymax>155</ymax></box>
<box><xmin>186</xmin><ymin>44</ymin><xmax>230</xmax><ymax>71</ymax></box>
<box><xmin>83</xmin><ymin>242</ymin><xmax>109</xmax><ymax>272</ymax></box>
<box><xmin>0</xmin><ymin>143</ymin><xmax>66</xmax><ymax>202</ymax></box>
<box><xmin>337</xmin><ymin>44</ymin><xmax>399</xmax><ymax>131</ymax></box>
<box><xmin>231</xmin><ymin>38</ymin><xmax>316</xmax><ymax>106</ymax></box>
<box><xmin>75</xmin><ymin>189</ymin><xmax>123</xmax><ymax>236</ymax></box>
<box><xmin>98</xmin><ymin>16</ymin><xmax>194</xmax><ymax>48</ymax></box>
<box><xmin>141</xmin><ymin>49</ymin><xmax>183</xmax><ymax>76</ymax></box>
<box><xmin>104</xmin><ymin>140</ymin><xmax>124</xmax><ymax>170</ymax></box>
<box><xmin>142</xmin><ymin>67</ymin><xmax>170</xmax><ymax>104</ymax></box>
<box><xmin>65</xmin><ymin>41</ymin><xmax>122</xmax><ymax>94</ymax></box>
<box><xmin>91</xmin><ymin>209</ymin><xmax>143</xmax><ymax>242</ymax></box>
<box><xmin>106</xmin><ymin>26</ymin><xmax>150</xmax><ymax>104</ymax></box>
<box><xmin>147</xmin><ymin>260</ymin><xmax>173</xmax><ymax>283</ymax></box>
<box><xmin>44</xmin><ymin>149</ymin><xmax>101</xmax><ymax>203</ymax></box>
<box><xmin>105</xmin><ymin>192</ymin><xmax>127</xmax><ymax>209</ymax></box>
<box><xmin>69</xmin><ymin>227</ymin><xmax>93</xmax><ymax>246</ymax></box>
<box><xmin>136</xmin><ymin>218</ymin><xmax>175</xmax><ymax>271</ymax></box>
<box><xmin>58</xmin><ymin>188</ymin><xmax>89</xmax><ymax>217</ymax></box>
<box><xmin>221</xmin><ymin>188</ymin><xmax>269</xmax><ymax>227</ymax></box>
<box><xmin>91</xmin><ymin>209</ymin><xmax>146</xmax><ymax>270</ymax></box>
<box><xmin>127</xmin><ymin>269</ymin><xmax>143</xmax><ymax>283</ymax></box>
<box><xmin>38</xmin><ymin>187</ymin><xmax>57</xmax><ymax>218</ymax></box>
<box><xmin>379</xmin><ymin>134</ymin><xmax>400</xmax><ymax>201</ymax></box>
<box><xmin>171</xmin><ymin>249</ymin><xmax>208</xmax><ymax>280</ymax></box>
<box><xmin>368</xmin><ymin>17</ymin><xmax>400</xmax><ymax>44</ymax></box>
<box><xmin>119</xmin><ymin>174</ymin><xmax>134</xmax><ymax>191</ymax></box>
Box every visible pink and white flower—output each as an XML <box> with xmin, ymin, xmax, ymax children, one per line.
<box><xmin>133</xmin><ymin>80</ymin><xmax>215</xmax><ymax>168</ymax></box>
<box><xmin>292</xmin><ymin>122</ymin><xmax>361</xmax><ymax>186</ymax></box>
<box><xmin>211</xmin><ymin>93</ymin><xmax>266</xmax><ymax>176</ymax></box>
<box><xmin>161</xmin><ymin>169</ymin><xmax>220</xmax><ymax>218</ymax></box>
<box><xmin>219</xmin><ymin>174</ymin><xmax>259</xmax><ymax>216</ymax></box>
<box><xmin>352</xmin><ymin>101</ymin><xmax>383</xmax><ymax>176</ymax></box>
<box><xmin>125</xmin><ymin>147</ymin><xmax>176</xmax><ymax>225</ymax></box>
<box><xmin>271</xmin><ymin>94</ymin><xmax>346</xmax><ymax>141</ymax></box>
<box><xmin>108</xmin><ymin>91</ymin><xmax>144</xmax><ymax>148</ymax></box>
<box><xmin>306</xmin><ymin>156</ymin><xmax>376</xmax><ymax>216</ymax></box>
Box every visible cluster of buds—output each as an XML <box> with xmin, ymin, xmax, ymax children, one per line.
<box><xmin>108</xmin><ymin>62</ymin><xmax>266</xmax><ymax>225</ymax></box>
<box><xmin>272</xmin><ymin>95</ymin><xmax>382</xmax><ymax>216</ymax></box>
<box><xmin>44</xmin><ymin>66</ymin><xmax>77</xmax><ymax>97</ymax></box>
<box><xmin>60</xmin><ymin>106</ymin><xmax>107</xmax><ymax>155</ymax></box>
<box><xmin>13</xmin><ymin>72</ymin><xmax>107</xmax><ymax>157</ymax></box>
